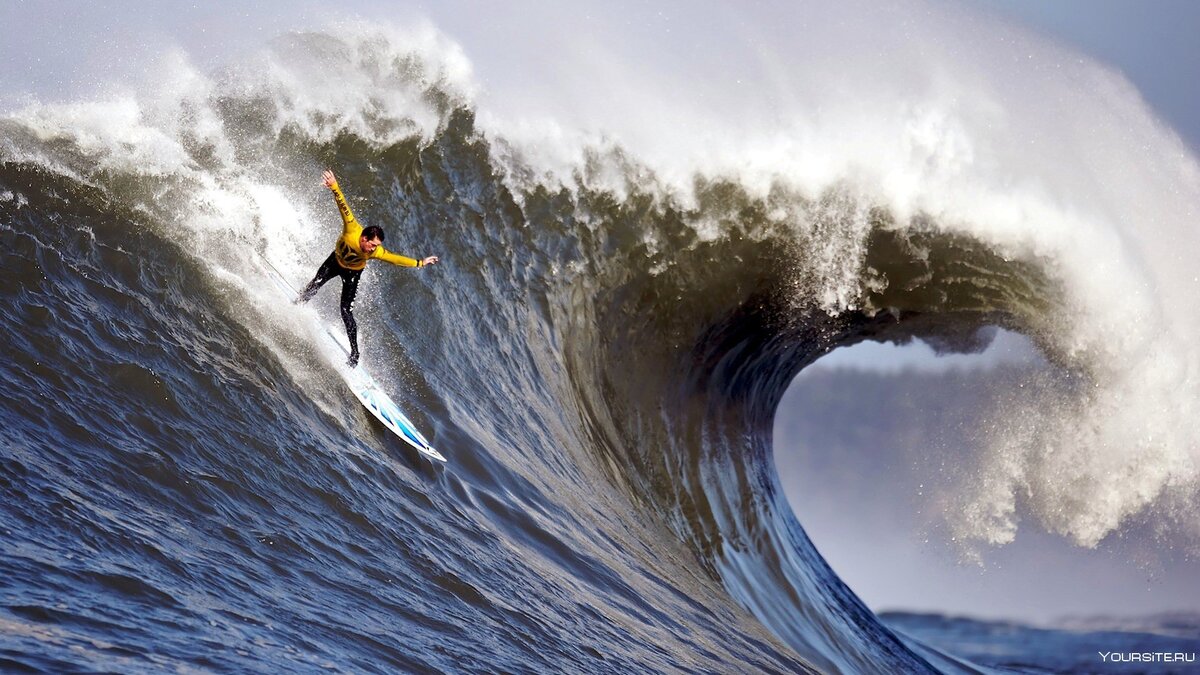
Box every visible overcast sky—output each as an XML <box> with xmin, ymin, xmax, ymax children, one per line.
<box><xmin>970</xmin><ymin>0</ymin><xmax>1200</xmax><ymax>153</ymax></box>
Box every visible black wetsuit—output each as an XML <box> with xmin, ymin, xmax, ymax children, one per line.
<box><xmin>298</xmin><ymin>252</ymin><xmax>363</xmax><ymax>363</ymax></box>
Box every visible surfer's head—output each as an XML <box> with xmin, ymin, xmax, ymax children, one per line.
<box><xmin>359</xmin><ymin>226</ymin><xmax>385</xmax><ymax>254</ymax></box>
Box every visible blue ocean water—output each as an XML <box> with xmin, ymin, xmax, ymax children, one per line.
<box><xmin>884</xmin><ymin>612</ymin><xmax>1200</xmax><ymax>674</ymax></box>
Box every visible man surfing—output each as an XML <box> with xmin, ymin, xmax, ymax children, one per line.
<box><xmin>297</xmin><ymin>169</ymin><xmax>439</xmax><ymax>367</ymax></box>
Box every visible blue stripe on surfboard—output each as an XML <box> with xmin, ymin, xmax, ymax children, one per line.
<box><xmin>355</xmin><ymin>385</ymin><xmax>440</xmax><ymax>458</ymax></box>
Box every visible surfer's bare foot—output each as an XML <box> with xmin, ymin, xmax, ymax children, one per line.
<box><xmin>347</xmin><ymin>352</ymin><xmax>359</xmax><ymax>368</ymax></box>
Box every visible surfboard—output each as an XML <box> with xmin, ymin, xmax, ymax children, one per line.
<box><xmin>259</xmin><ymin>258</ymin><xmax>446</xmax><ymax>463</ymax></box>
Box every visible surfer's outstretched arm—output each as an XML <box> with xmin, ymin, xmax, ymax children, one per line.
<box><xmin>371</xmin><ymin>248</ymin><xmax>440</xmax><ymax>268</ymax></box>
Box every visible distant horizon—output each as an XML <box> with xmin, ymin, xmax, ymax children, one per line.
<box><xmin>877</xmin><ymin>607</ymin><xmax>1200</xmax><ymax>628</ymax></box>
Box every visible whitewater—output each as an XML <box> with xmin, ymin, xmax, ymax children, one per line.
<box><xmin>2</xmin><ymin>1</ymin><xmax>1199</xmax><ymax>672</ymax></box>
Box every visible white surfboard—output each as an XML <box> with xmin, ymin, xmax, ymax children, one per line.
<box><xmin>260</xmin><ymin>258</ymin><xmax>446</xmax><ymax>463</ymax></box>
<box><xmin>322</xmin><ymin>326</ymin><xmax>446</xmax><ymax>462</ymax></box>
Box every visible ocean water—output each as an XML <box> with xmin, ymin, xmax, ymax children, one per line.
<box><xmin>883</xmin><ymin>612</ymin><xmax>1200</xmax><ymax>674</ymax></box>
<box><xmin>3</xmin><ymin>2</ymin><xmax>1199</xmax><ymax>672</ymax></box>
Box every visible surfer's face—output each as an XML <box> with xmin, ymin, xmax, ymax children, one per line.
<box><xmin>359</xmin><ymin>235</ymin><xmax>382</xmax><ymax>254</ymax></box>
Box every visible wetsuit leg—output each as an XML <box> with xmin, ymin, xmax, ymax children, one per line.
<box><xmin>296</xmin><ymin>252</ymin><xmax>341</xmax><ymax>303</ymax></box>
<box><xmin>339</xmin><ymin>267</ymin><xmax>363</xmax><ymax>366</ymax></box>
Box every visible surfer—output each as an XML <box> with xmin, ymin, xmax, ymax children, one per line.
<box><xmin>297</xmin><ymin>169</ymin><xmax>439</xmax><ymax>367</ymax></box>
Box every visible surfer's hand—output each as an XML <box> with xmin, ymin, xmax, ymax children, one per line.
<box><xmin>322</xmin><ymin>169</ymin><xmax>338</xmax><ymax>190</ymax></box>
<box><xmin>421</xmin><ymin>255</ymin><xmax>439</xmax><ymax>267</ymax></box>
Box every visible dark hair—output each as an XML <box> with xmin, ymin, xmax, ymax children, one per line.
<box><xmin>361</xmin><ymin>225</ymin><xmax>385</xmax><ymax>243</ymax></box>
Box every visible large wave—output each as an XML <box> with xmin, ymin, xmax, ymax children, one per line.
<box><xmin>3</xmin><ymin>2</ymin><xmax>1198</xmax><ymax>672</ymax></box>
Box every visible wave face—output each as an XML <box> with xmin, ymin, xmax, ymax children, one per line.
<box><xmin>3</xmin><ymin>3</ymin><xmax>1199</xmax><ymax>672</ymax></box>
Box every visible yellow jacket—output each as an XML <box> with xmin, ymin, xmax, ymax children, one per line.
<box><xmin>329</xmin><ymin>182</ymin><xmax>421</xmax><ymax>271</ymax></box>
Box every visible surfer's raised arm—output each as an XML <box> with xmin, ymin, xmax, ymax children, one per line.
<box><xmin>323</xmin><ymin>169</ymin><xmax>357</xmax><ymax>236</ymax></box>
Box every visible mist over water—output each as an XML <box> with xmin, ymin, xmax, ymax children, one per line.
<box><xmin>2</xmin><ymin>1</ymin><xmax>1199</xmax><ymax>672</ymax></box>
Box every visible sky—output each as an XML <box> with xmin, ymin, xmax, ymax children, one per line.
<box><xmin>813</xmin><ymin>327</ymin><xmax>1041</xmax><ymax>374</ymax></box>
<box><xmin>970</xmin><ymin>0</ymin><xmax>1200</xmax><ymax>153</ymax></box>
